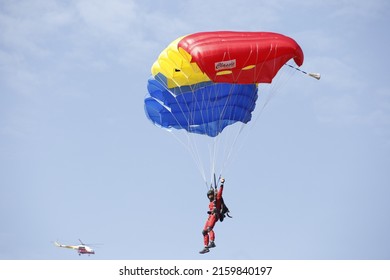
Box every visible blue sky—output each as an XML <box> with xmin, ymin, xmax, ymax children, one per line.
<box><xmin>1</xmin><ymin>0</ymin><xmax>389</xmax><ymax>260</ymax></box>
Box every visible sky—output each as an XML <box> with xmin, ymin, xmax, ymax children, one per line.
<box><xmin>0</xmin><ymin>0</ymin><xmax>389</xmax><ymax>260</ymax></box>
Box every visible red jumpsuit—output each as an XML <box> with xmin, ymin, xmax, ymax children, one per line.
<box><xmin>203</xmin><ymin>184</ymin><xmax>223</xmax><ymax>246</ymax></box>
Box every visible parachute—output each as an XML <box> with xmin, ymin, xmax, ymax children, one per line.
<box><xmin>144</xmin><ymin>31</ymin><xmax>304</xmax><ymax>184</ymax></box>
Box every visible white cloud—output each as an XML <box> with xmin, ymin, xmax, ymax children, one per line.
<box><xmin>75</xmin><ymin>0</ymin><xmax>137</xmax><ymax>37</ymax></box>
<box><xmin>0</xmin><ymin>0</ymin><xmax>144</xmax><ymax>96</ymax></box>
<box><xmin>1</xmin><ymin>0</ymin><xmax>389</xmax><ymax>128</ymax></box>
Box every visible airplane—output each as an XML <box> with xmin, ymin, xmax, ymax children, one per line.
<box><xmin>54</xmin><ymin>239</ymin><xmax>95</xmax><ymax>256</ymax></box>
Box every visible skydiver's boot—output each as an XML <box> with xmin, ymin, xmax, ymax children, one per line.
<box><xmin>199</xmin><ymin>247</ymin><xmax>210</xmax><ymax>254</ymax></box>
<box><xmin>206</xmin><ymin>241</ymin><xmax>216</xmax><ymax>248</ymax></box>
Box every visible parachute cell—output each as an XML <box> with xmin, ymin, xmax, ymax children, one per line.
<box><xmin>144</xmin><ymin>31</ymin><xmax>304</xmax><ymax>137</ymax></box>
<box><xmin>145</xmin><ymin>77</ymin><xmax>258</xmax><ymax>137</ymax></box>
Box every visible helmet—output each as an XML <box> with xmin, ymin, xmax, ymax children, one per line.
<box><xmin>207</xmin><ymin>189</ymin><xmax>214</xmax><ymax>197</ymax></box>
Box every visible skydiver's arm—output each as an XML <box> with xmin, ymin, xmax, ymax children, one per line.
<box><xmin>217</xmin><ymin>179</ymin><xmax>224</xmax><ymax>199</ymax></box>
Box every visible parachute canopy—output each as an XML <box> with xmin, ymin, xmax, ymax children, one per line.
<box><xmin>145</xmin><ymin>31</ymin><xmax>304</xmax><ymax>137</ymax></box>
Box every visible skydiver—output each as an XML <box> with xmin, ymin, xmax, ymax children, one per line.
<box><xmin>199</xmin><ymin>177</ymin><xmax>225</xmax><ymax>254</ymax></box>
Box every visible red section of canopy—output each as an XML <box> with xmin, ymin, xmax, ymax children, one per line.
<box><xmin>178</xmin><ymin>31</ymin><xmax>304</xmax><ymax>84</ymax></box>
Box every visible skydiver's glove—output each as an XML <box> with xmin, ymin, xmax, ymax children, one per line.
<box><xmin>207</xmin><ymin>211</ymin><xmax>212</xmax><ymax>214</ymax></box>
<box><xmin>220</xmin><ymin>178</ymin><xmax>225</xmax><ymax>184</ymax></box>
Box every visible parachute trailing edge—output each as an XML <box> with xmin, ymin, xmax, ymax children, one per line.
<box><xmin>146</xmin><ymin>78</ymin><xmax>258</xmax><ymax>137</ymax></box>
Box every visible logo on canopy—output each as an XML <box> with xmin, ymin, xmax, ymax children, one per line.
<box><xmin>215</xmin><ymin>59</ymin><xmax>236</xmax><ymax>71</ymax></box>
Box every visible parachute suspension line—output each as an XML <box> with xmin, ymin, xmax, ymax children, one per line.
<box><xmin>188</xmin><ymin>133</ymin><xmax>207</xmax><ymax>183</ymax></box>
<box><xmin>184</xmin><ymin>88</ymin><xmax>210</xmax><ymax>186</ymax></box>
<box><xmin>252</xmin><ymin>51</ymin><xmax>299</xmax><ymax>124</ymax></box>
<box><xmin>167</xmin><ymin>130</ymin><xmax>207</xmax><ymax>185</ymax></box>
<box><xmin>219</xmin><ymin>87</ymin><xmax>242</xmax><ymax>176</ymax></box>
<box><xmin>218</xmin><ymin>51</ymin><xmax>295</xmax><ymax>168</ymax></box>
<box><xmin>219</xmin><ymin>60</ymin><xmax>304</xmax><ymax>176</ymax></box>
<box><xmin>167</xmin><ymin>67</ymin><xmax>220</xmax><ymax>188</ymax></box>
<box><xmin>285</xmin><ymin>64</ymin><xmax>321</xmax><ymax>80</ymax></box>
<box><xmin>197</xmin><ymin>64</ymin><xmax>230</xmax><ymax>184</ymax></box>
<box><xmin>209</xmin><ymin>138</ymin><xmax>216</xmax><ymax>185</ymax></box>
<box><xmin>152</xmin><ymin>76</ymin><xmax>189</xmax><ymax>137</ymax></box>
<box><xmin>174</xmin><ymin>131</ymin><xmax>208</xmax><ymax>185</ymax></box>
<box><xmin>216</xmin><ymin>80</ymin><xmax>230</xmax><ymax>179</ymax></box>
<box><xmin>207</xmin><ymin>85</ymin><xmax>221</xmax><ymax>184</ymax></box>
<box><xmin>235</xmin><ymin>65</ymin><xmax>299</xmax><ymax>156</ymax></box>
<box><xmin>188</xmin><ymin>63</ymin><xmax>215</xmax><ymax>186</ymax></box>
<box><xmin>168</xmin><ymin>58</ymin><xmax>228</xmax><ymax>188</ymax></box>
<box><xmin>183</xmin><ymin>62</ymin><xmax>217</xmax><ymax>186</ymax></box>
<box><xmin>212</xmin><ymin>78</ymin><xmax>231</xmax><ymax>178</ymax></box>
<box><xmin>260</xmin><ymin>61</ymin><xmax>299</xmax><ymax>111</ymax></box>
<box><xmin>219</xmin><ymin>122</ymin><xmax>246</xmax><ymax>176</ymax></box>
<box><xmin>204</xmin><ymin>46</ymin><xmax>276</xmax><ymax>178</ymax></box>
<box><xmin>221</xmin><ymin>47</ymin><xmax>260</xmax><ymax>173</ymax></box>
<box><xmin>204</xmin><ymin>48</ymin><xmax>253</xmax><ymax>180</ymax></box>
<box><xmin>215</xmin><ymin>47</ymin><xmax>259</xmax><ymax>176</ymax></box>
<box><xmin>162</xmin><ymin>67</ymin><xmax>209</xmax><ymax>186</ymax></box>
<box><xmin>216</xmin><ymin>82</ymin><xmax>247</xmax><ymax>178</ymax></box>
<box><xmin>222</xmin><ymin>45</ymin><xmax>274</xmax><ymax>148</ymax></box>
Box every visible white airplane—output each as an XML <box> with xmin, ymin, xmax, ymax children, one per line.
<box><xmin>54</xmin><ymin>239</ymin><xmax>95</xmax><ymax>256</ymax></box>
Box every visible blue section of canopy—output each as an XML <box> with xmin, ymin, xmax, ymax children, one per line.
<box><xmin>144</xmin><ymin>76</ymin><xmax>258</xmax><ymax>137</ymax></box>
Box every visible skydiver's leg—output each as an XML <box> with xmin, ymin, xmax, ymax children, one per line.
<box><xmin>206</xmin><ymin>215</ymin><xmax>217</xmax><ymax>247</ymax></box>
<box><xmin>200</xmin><ymin>219</ymin><xmax>211</xmax><ymax>254</ymax></box>
<box><xmin>202</xmin><ymin>219</ymin><xmax>210</xmax><ymax>246</ymax></box>
<box><xmin>209</xmin><ymin>229</ymin><xmax>215</xmax><ymax>242</ymax></box>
